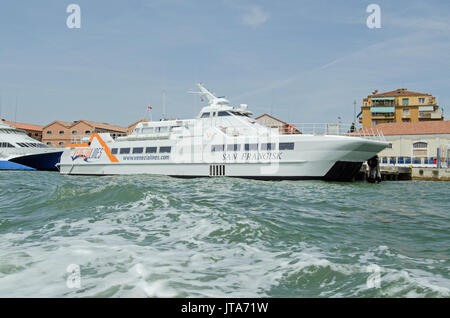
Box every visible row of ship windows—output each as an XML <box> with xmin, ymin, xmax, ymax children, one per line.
<box><xmin>211</xmin><ymin>142</ymin><xmax>295</xmax><ymax>152</ymax></box>
<box><xmin>0</xmin><ymin>142</ymin><xmax>47</xmax><ymax>148</ymax></box>
<box><xmin>200</xmin><ymin>111</ymin><xmax>249</xmax><ymax>118</ymax></box>
<box><xmin>111</xmin><ymin>146</ymin><xmax>172</xmax><ymax>155</ymax></box>
<box><xmin>17</xmin><ymin>142</ymin><xmax>48</xmax><ymax>148</ymax></box>
<box><xmin>0</xmin><ymin>142</ymin><xmax>15</xmax><ymax>148</ymax></box>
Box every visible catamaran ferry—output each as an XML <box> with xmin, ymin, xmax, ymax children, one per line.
<box><xmin>0</xmin><ymin>122</ymin><xmax>63</xmax><ymax>171</ymax></box>
<box><xmin>58</xmin><ymin>84</ymin><xmax>388</xmax><ymax>181</ymax></box>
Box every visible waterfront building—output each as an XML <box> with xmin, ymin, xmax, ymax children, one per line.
<box><xmin>255</xmin><ymin>113</ymin><xmax>299</xmax><ymax>134</ymax></box>
<box><xmin>359</xmin><ymin>88</ymin><xmax>444</xmax><ymax>128</ymax></box>
<box><xmin>373</xmin><ymin>121</ymin><xmax>450</xmax><ymax>167</ymax></box>
<box><xmin>43</xmin><ymin>120</ymin><xmax>127</xmax><ymax>148</ymax></box>
<box><xmin>1</xmin><ymin>120</ymin><xmax>43</xmax><ymax>142</ymax></box>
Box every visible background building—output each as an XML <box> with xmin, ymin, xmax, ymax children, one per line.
<box><xmin>255</xmin><ymin>113</ymin><xmax>301</xmax><ymax>134</ymax></box>
<box><xmin>43</xmin><ymin>120</ymin><xmax>127</xmax><ymax>148</ymax></box>
<box><xmin>374</xmin><ymin>121</ymin><xmax>450</xmax><ymax>167</ymax></box>
<box><xmin>1</xmin><ymin>120</ymin><xmax>43</xmax><ymax>141</ymax></box>
<box><xmin>359</xmin><ymin>89</ymin><xmax>444</xmax><ymax>128</ymax></box>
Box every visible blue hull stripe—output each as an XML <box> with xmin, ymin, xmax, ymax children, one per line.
<box><xmin>0</xmin><ymin>160</ymin><xmax>35</xmax><ymax>170</ymax></box>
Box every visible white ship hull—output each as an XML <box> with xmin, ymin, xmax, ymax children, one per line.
<box><xmin>59</xmin><ymin>134</ymin><xmax>387</xmax><ymax>181</ymax></box>
<box><xmin>58</xmin><ymin>83</ymin><xmax>389</xmax><ymax>181</ymax></box>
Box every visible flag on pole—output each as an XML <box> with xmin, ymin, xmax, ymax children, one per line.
<box><xmin>148</xmin><ymin>106</ymin><xmax>152</xmax><ymax>110</ymax></box>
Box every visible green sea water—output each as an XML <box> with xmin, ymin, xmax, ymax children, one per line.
<box><xmin>0</xmin><ymin>171</ymin><xmax>449</xmax><ymax>297</ymax></box>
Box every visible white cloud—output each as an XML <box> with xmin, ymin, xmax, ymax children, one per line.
<box><xmin>242</xmin><ymin>6</ymin><xmax>269</xmax><ymax>28</ymax></box>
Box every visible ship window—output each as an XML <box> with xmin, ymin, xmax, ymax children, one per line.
<box><xmin>244</xmin><ymin>144</ymin><xmax>258</xmax><ymax>151</ymax></box>
<box><xmin>133</xmin><ymin>147</ymin><xmax>144</xmax><ymax>154</ymax></box>
<box><xmin>1</xmin><ymin>142</ymin><xmax>15</xmax><ymax>148</ymax></box>
<box><xmin>211</xmin><ymin>145</ymin><xmax>225</xmax><ymax>152</ymax></box>
<box><xmin>142</xmin><ymin>128</ymin><xmax>154</xmax><ymax>134</ymax></box>
<box><xmin>218</xmin><ymin>111</ymin><xmax>231</xmax><ymax>117</ymax></box>
<box><xmin>201</xmin><ymin>112</ymin><xmax>210</xmax><ymax>118</ymax></box>
<box><xmin>111</xmin><ymin>148</ymin><xmax>118</xmax><ymax>155</ymax></box>
<box><xmin>157</xmin><ymin>127</ymin><xmax>168</xmax><ymax>133</ymax></box>
<box><xmin>120</xmin><ymin>148</ymin><xmax>131</xmax><ymax>154</ymax></box>
<box><xmin>261</xmin><ymin>143</ymin><xmax>276</xmax><ymax>151</ymax></box>
<box><xmin>227</xmin><ymin>144</ymin><xmax>240</xmax><ymax>151</ymax></box>
<box><xmin>160</xmin><ymin>146</ymin><xmax>171</xmax><ymax>153</ymax></box>
<box><xmin>279</xmin><ymin>142</ymin><xmax>295</xmax><ymax>150</ymax></box>
<box><xmin>398</xmin><ymin>157</ymin><xmax>404</xmax><ymax>164</ymax></box>
<box><xmin>146</xmin><ymin>147</ymin><xmax>157</xmax><ymax>154</ymax></box>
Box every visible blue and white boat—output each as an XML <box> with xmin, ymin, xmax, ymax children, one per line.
<box><xmin>0</xmin><ymin>122</ymin><xmax>63</xmax><ymax>171</ymax></box>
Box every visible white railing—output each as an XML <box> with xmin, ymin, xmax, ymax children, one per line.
<box><xmin>276</xmin><ymin>123</ymin><xmax>386</xmax><ymax>141</ymax></box>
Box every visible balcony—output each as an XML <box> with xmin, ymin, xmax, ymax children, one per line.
<box><xmin>419</xmin><ymin>110</ymin><xmax>443</xmax><ymax>120</ymax></box>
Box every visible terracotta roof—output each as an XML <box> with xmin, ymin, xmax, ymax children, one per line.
<box><xmin>43</xmin><ymin>120</ymin><xmax>73</xmax><ymax>129</ymax></box>
<box><xmin>79</xmin><ymin>120</ymin><xmax>127</xmax><ymax>133</ymax></box>
<box><xmin>1</xmin><ymin>120</ymin><xmax>43</xmax><ymax>132</ymax></box>
<box><xmin>370</xmin><ymin>89</ymin><xmax>431</xmax><ymax>98</ymax></box>
<box><xmin>369</xmin><ymin>121</ymin><xmax>450</xmax><ymax>136</ymax></box>
<box><xmin>128</xmin><ymin>119</ymin><xmax>151</xmax><ymax>129</ymax></box>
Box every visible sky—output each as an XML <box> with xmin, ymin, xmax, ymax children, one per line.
<box><xmin>0</xmin><ymin>0</ymin><xmax>449</xmax><ymax>127</ymax></box>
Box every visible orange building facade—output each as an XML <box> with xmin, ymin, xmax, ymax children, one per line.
<box><xmin>359</xmin><ymin>89</ymin><xmax>444</xmax><ymax>128</ymax></box>
<box><xmin>42</xmin><ymin>120</ymin><xmax>128</xmax><ymax>148</ymax></box>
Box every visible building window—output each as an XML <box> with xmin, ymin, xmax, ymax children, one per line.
<box><xmin>413</xmin><ymin>142</ymin><xmax>427</xmax><ymax>149</ymax></box>
<box><xmin>402</xmin><ymin>98</ymin><xmax>409</xmax><ymax>106</ymax></box>
<box><xmin>402</xmin><ymin>118</ymin><xmax>411</xmax><ymax>122</ymax></box>
<box><xmin>372</xmin><ymin>120</ymin><xmax>378</xmax><ymax>126</ymax></box>
<box><xmin>46</xmin><ymin>142</ymin><xmax>52</xmax><ymax>146</ymax></box>
<box><xmin>159</xmin><ymin>146</ymin><xmax>171</xmax><ymax>153</ymax></box>
<box><xmin>85</xmin><ymin>130</ymin><xmax>91</xmax><ymax>134</ymax></box>
<box><xmin>419</xmin><ymin>98</ymin><xmax>425</xmax><ymax>103</ymax></box>
<box><xmin>133</xmin><ymin>147</ymin><xmax>144</xmax><ymax>154</ymax></box>
<box><xmin>146</xmin><ymin>147</ymin><xmax>157</xmax><ymax>154</ymax></box>
<box><xmin>47</xmin><ymin>131</ymin><xmax>52</xmax><ymax>135</ymax></box>
<box><xmin>388</xmin><ymin>143</ymin><xmax>392</xmax><ymax>148</ymax></box>
<box><xmin>72</xmin><ymin>130</ymin><xmax>78</xmax><ymax>135</ymax></box>
<box><xmin>403</xmin><ymin>108</ymin><xmax>410</xmax><ymax>115</ymax></box>
<box><xmin>58</xmin><ymin>142</ymin><xmax>65</xmax><ymax>146</ymax></box>
<box><xmin>59</xmin><ymin>131</ymin><xmax>65</xmax><ymax>135</ymax></box>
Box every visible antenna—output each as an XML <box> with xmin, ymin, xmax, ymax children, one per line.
<box><xmin>162</xmin><ymin>89</ymin><xmax>166</xmax><ymax>120</ymax></box>
<box><xmin>14</xmin><ymin>95</ymin><xmax>18</xmax><ymax>122</ymax></box>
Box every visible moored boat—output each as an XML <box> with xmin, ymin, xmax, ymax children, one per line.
<box><xmin>59</xmin><ymin>83</ymin><xmax>389</xmax><ymax>181</ymax></box>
